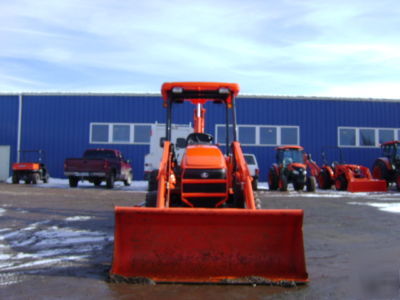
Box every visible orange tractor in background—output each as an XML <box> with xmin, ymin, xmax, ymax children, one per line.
<box><xmin>12</xmin><ymin>150</ymin><xmax>49</xmax><ymax>184</ymax></box>
<box><xmin>110</xmin><ymin>82</ymin><xmax>308</xmax><ymax>284</ymax></box>
<box><xmin>372</xmin><ymin>141</ymin><xmax>400</xmax><ymax>190</ymax></box>
<box><xmin>268</xmin><ymin>146</ymin><xmax>316</xmax><ymax>192</ymax></box>
<box><xmin>306</xmin><ymin>147</ymin><xmax>386</xmax><ymax>192</ymax></box>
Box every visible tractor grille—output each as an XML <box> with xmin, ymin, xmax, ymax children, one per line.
<box><xmin>183</xmin><ymin>183</ymin><xmax>226</xmax><ymax>193</ymax></box>
<box><xmin>183</xmin><ymin>169</ymin><xmax>226</xmax><ymax>179</ymax></box>
<box><xmin>184</xmin><ymin>197</ymin><xmax>226</xmax><ymax>208</ymax></box>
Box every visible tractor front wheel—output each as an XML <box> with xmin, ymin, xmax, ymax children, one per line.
<box><xmin>268</xmin><ymin>170</ymin><xmax>279</xmax><ymax>191</ymax></box>
<box><xmin>307</xmin><ymin>176</ymin><xmax>316</xmax><ymax>192</ymax></box>
<box><xmin>280</xmin><ymin>174</ymin><xmax>288</xmax><ymax>191</ymax></box>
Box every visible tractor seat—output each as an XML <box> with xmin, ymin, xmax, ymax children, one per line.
<box><xmin>186</xmin><ymin>133</ymin><xmax>214</xmax><ymax>145</ymax></box>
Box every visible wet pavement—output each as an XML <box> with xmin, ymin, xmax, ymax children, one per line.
<box><xmin>0</xmin><ymin>182</ymin><xmax>399</xmax><ymax>299</ymax></box>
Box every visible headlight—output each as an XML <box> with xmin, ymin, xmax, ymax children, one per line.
<box><xmin>303</xmin><ymin>170</ymin><xmax>307</xmax><ymax>175</ymax></box>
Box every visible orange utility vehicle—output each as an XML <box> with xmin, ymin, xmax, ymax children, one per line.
<box><xmin>268</xmin><ymin>146</ymin><xmax>316</xmax><ymax>192</ymax></box>
<box><xmin>12</xmin><ymin>150</ymin><xmax>49</xmax><ymax>184</ymax></box>
<box><xmin>110</xmin><ymin>82</ymin><xmax>308</xmax><ymax>284</ymax></box>
<box><xmin>306</xmin><ymin>148</ymin><xmax>386</xmax><ymax>192</ymax></box>
<box><xmin>372</xmin><ymin>141</ymin><xmax>400</xmax><ymax>190</ymax></box>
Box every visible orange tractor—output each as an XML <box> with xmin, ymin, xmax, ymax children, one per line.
<box><xmin>372</xmin><ymin>141</ymin><xmax>400</xmax><ymax>190</ymax></box>
<box><xmin>306</xmin><ymin>147</ymin><xmax>386</xmax><ymax>192</ymax></box>
<box><xmin>268</xmin><ymin>146</ymin><xmax>316</xmax><ymax>192</ymax></box>
<box><xmin>110</xmin><ymin>82</ymin><xmax>308</xmax><ymax>284</ymax></box>
<box><xmin>12</xmin><ymin>150</ymin><xmax>50</xmax><ymax>184</ymax></box>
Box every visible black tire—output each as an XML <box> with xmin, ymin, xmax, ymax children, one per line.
<box><xmin>372</xmin><ymin>160</ymin><xmax>389</xmax><ymax>181</ymax></box>
<box><xmin>335</xmin><ymin>174</ymin><xmax>348</xmax><ymax>191</ymax></box>
<box><xmin>12</xmin><ymin>174</ymin><xmax>19</xmax><ymax>184</ymax></box>
<box><xmin>293</xmin><ymin>180</ymin><xmax>305</xmax><ymax>191</ymax></box>
<box><xmin>32</xmin><ymin>173</ymin><xmax>39</xmax><ymax>184</ymax></box>
<box><xmin>233</xmin><ymin>183</ymin><xmax>245</xmax><ymax>208</ymax></box>
<box><xmin>396</xmin><ymin>174</ymin><xmax>400</xmax><ymax>191</ymax></box>
<box><xmin>106</xmin><ymin>173</ymin><xmax>115</xmax><ymax>189</ymax></box>
<box><xmin>318</xmin><ymin>170</ymin><xmax>332</xmax><ymax>189</ymax></box>
<box><xmin>43</xmin><ymin>173</ymin><xmax>49</xmax><ymax>183</ymax></box>
<box><xmin>124</xmin><ymin>171</ymin><xmax>132</xmax><ymax>186</ymax></box>
<box><xmin>252</xmin><ymin>178</ymin><xmax>258</xmax><ymax>191</ymax></box>
<box><xmin>69</xmin><ymin>176</ymin><xmax>78</xmax><ymax>188</ymax></box>
<box><xmin>145</xmin><ymin>191</ymin><xmax>158</xmax><ymax>207</ymax></box>
<box><xmin>280</xmin><ymin>174</ymin><xmax>288</xmax><ymax>191</ymax></box>
<box><xmin>148</xmin><ymin>170</ymin><xmax>158</xmax><ymax>191</ymax></box>
<box><xmin>93</xmin><ymin>179</ymin><xmax>102</xmax><ymax>186</ymax></box>
<box><xmin>268</xmin><ymin>170</ymin><xmax>279</xmax><ymax>191</ymax></box>
<box><xmin>307</xmin><ymin>176</ymin><xmax>316</xmax><ymax>192</ymax></box>
<box><xmin>25</xmin><ymin>178</ymin><xmax>31</xmax><ymax>184</ymax></box>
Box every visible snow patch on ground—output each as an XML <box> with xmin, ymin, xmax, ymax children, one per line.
<box><xmin>348</xmin><ymin>201</ymin><xmax>400</xmax><ymax>214</ymax></box>
<box><xmin>0</xmin><ymin>217</ymin><xmax>112</xmax><ymax>280</ymax></box>
<box><xmin>65</xmin><ymin>216</ymin><xmax>92</xmax><ymax>221</ymax></box>
<box><xmin>6</xmin><ymin>177</ymin><xmax>149</xmax><ymax>191</ymax></box>
<box><xmin>0</xmin><ymin>208</ymin><xmax>5</xmax><ymax>216</ymax></box>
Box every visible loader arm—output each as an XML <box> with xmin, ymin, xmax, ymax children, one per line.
<box><xmin>156</xmin><ymin>141</ymin><xmax>173</xmax><ymax>208</ymax></box>
<box><xmin>231</xmin><ymin>141</ymin><xmax>256</xmax><ymax>209</ymax></box>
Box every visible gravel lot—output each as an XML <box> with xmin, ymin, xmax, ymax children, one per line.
<box><xmin>0</xmin><ymin>181</ymin><xmax>399</xmax><ymax>299</ymax></box>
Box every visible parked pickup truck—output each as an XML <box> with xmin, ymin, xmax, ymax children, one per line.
<box><xmin>64</xmin><ymin>149</ymin><xmax>133</xmax><ymax>188</ymax></box>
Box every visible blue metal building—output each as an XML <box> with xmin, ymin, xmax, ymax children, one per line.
<box><xmin>0</xmin><ymin>92</ymin><xmax>399</xmax><ymax>181</ymax></box>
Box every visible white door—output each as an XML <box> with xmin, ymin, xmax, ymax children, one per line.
<box><xmin>0</xmin><ymin>146</ymin><xmax>10</xmax><ymax>181</ymax></box>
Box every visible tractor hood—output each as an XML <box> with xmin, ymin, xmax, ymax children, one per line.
<box><xmin>182</xmin><ymin>145</ymin><xmax>226</xmax><ymax>169</ymax></box>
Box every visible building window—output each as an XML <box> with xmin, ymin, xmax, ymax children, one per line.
<box><xmin>379</xmin><ymin>129</ymin><xmax>394</xmax><ymax>144</ymax></box>
<box><xmin>91</xmin><ymin>124</ymin><xmax>109</xmax><ymax>143</ymax></box>
<box><xmin>215</xmin><ymin>124</ymin><xmax>299</xmax><ymax>146</ymax></box>
<box><xmin>339</xmin><ymin>128</ymin><xmax>356</xmax><ymax>146</ymax></box>
<box><xmin>359</xmin><ymin>129</ymin><xmax>375</xmax><ymax>146</ymax></box>
<box><xmin>260</xmin><ymin>127</ymin><xmax>277</xmax><ymax>145</ymax></box>
<box><xmin>238</xmin><ymin>127</ymin><xmax>256</xmax><ymax>145</ymax></box>
<box><xmin>112</xmin><ymin>124</ymin><xmax>130</xmax><ymax>143</ymax></box>
<box><xmin>134</xmin><ymin>125</ymin><xmax>151</xmax><ymax>143</ymax></box>
<box><xmin>281</xmin><ymin>127</ymin><xmax>299</xmax><ymax>145</ymax></box>
<box><xmin>216</xmin><ymin>125</ymin><xmax>234</xmax><ymax>144</ymax></box>
<box><xmin>339</xmin><ymin>127</ymin><xmax>400</xmax><ymax>147</ymax></box>
<box><xmin>90</xmin><ymin>123</ymin><xmax>152</xmax><ymax>144</ymax></box>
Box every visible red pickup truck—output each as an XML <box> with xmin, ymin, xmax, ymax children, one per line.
<box><xmin>64</xmin><ymin>149</ymin><xmax>133</xmax><ymax>188</ymax></box>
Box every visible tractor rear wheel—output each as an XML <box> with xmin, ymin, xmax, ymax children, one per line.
<box><xmin>280</xmin><ymin>174</ymin><xmax>288</xmax><ymax>191</ymax></box>
<box><xmin>306</xmin><ymin>176</ymin><xmax>316</xmax><ymax>192</ymax></box>
<box><xmin>268</xmin><ymin>170</ymin><xmax>279</xmax><ymax>190</ymax></box>
<box><xmin>43</xmin><ymin>173</ymin><xmax>49</xmax><ymax>183</ymax></box>
<box><xmin>335</xmin><ymin>175</ymin><xmax>348</xmax><ymax>191</ymax></box>
<box><xmin>145</xmin><ymin>191</ymin><xmax>158</xmax><ymax>207</ymax></box>
<box><xmin>148</xmin><ymin>170</ymin><xmax>158</xmax><ymax>191</ymax></box>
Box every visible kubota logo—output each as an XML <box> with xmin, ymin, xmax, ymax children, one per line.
<box><xmin>200</xmin><ymin>172</ymin><xmax>209</xmax><ymax>178</ymax></box>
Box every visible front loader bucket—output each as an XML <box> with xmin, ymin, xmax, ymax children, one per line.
<box><xmin>111</xmin><ymin>207</ymin><xmax>308</xmax><ymax>284</ymax></box>
<box><xmin>347</xmin><ymin>179</ymin><xmax>387</xmax><ymax>192</ymax></box>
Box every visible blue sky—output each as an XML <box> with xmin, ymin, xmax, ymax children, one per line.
<box><xmin>1</xmin><ymin>0</ymin><xmax>399</xmax><ymax>98</ymax></box>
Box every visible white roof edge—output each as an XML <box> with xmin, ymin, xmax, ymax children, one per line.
<box><xmin>0</xmin><ymin>91</ymin><xmax>399</xmax><ymax>102</ymax></box>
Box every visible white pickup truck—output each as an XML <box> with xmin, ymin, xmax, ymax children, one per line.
<box><xmin>144</xmin><ymin>123</ymin><xmax>193</xmax><ymax>191</ymax></box>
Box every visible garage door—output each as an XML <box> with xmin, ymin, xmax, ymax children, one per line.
<box><xmin>0</xmin><ymin>146</ymin><xmax>10</xmax><ymax>181</ymax></box>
